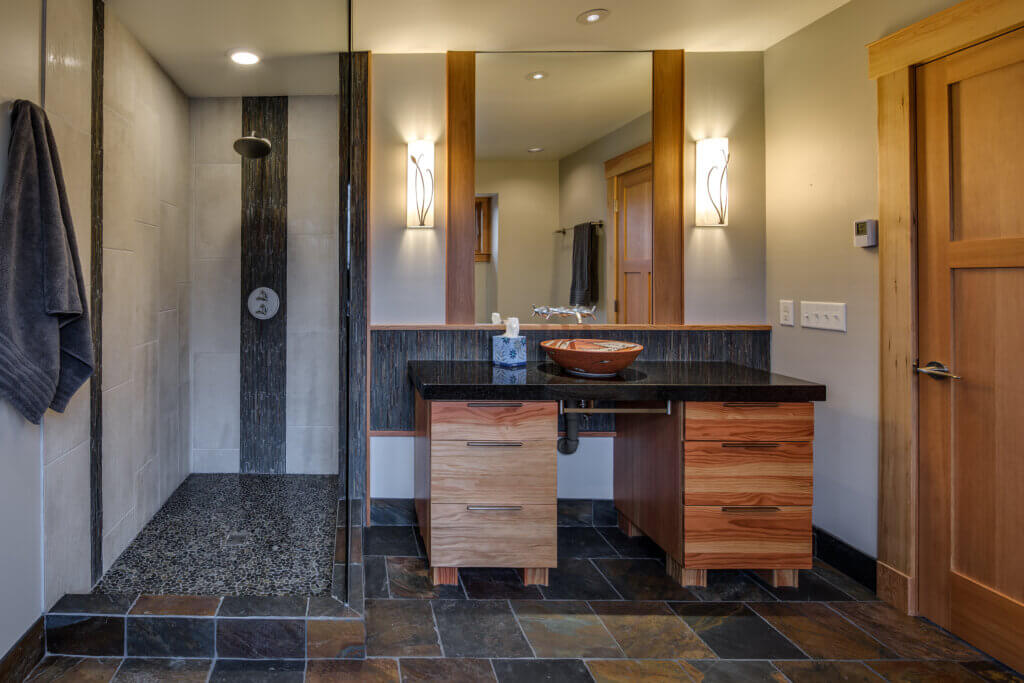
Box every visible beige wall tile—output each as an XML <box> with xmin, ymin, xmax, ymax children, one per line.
<box><xmin>44</xmin><ymin>441</ymin><xmax>91</xmax><ymax>609</ymax></box>
<box><xmin>286</xmin><ymin>426</ymin><xmax>338</xmax><ymax>474</ymax></box>
<box><xmin>191</xmin><ymin>258</ymin><xmax>240</xmax><ymax>353</ymax></box>
<box><xmin>193</xmin><ymin>449</ymin><xmax>240</xmax><ymax>473</ymax></box>
<box><xmin>103</xmin><ymin>108</ymin><xmax>137</xmax><ymax>251</ymax></box>
<box><xmin>193</xmin><ymin>352</ymin><xmax>240</xmax><ymax>450</ymax></box>
<box><xmin>194</xmin><ymin>163</ymin><xmax>241</xmax><ymax>260</ymax></box>
<box><xmin>132</xmin><ymin>342</ymin><xmax>159</xmax><ymax>474</ymax></box>
<box><xmin>286</xmin><ymin>330</ymin><xmax>337</xmax><ymax>428</ymax></box>
<box><xmin>192</xmin><ymin>98</ymin><xmax>242</xmax><ymax>165</ymax></box>
<box><xmin>102</xmin><ymin>379</ymin><xmax>135</xmax><ymax>534</ymax></box>
<box><xmin>102</xmin><ymin>248</ymin><xmax>137</xmax><ymax>389</ymax></box>
<box><xmin>287</xmin><ymin>234</ymin><xmax>339</xmax><ymax>334</ymax></box>
<box><xmin>134</xmin><ymin>222</ymin><xmax>160</xmax><ymax>345</ymax></box>
<box><xmin>159</xmin><ymin>201</ymin><xmax>186</xmax><ymax>311</ymax></box>
<box><xmin>44</xmin><ymin>0</ymin><xmax>91</xmax><ymax>136</ymax></box>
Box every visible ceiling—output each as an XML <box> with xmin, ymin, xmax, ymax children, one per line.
<box><xmin>106</xmin><ymin>0</ymin><xmax>346</xmax><ymax>97</ymax></box>
<box><xmin>108</xmin><ymin>0</ymin><xmax>850</xmax><ymax>97</ymax></box>
<box><xmin>476</xmin><ymin>53</ymin><xmax>652</xmax><ymax>161</ymax></box>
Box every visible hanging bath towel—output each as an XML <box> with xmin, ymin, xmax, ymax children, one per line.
<box><xmin>0</xmin><ymin>100</ymin><xmax>93</xmax><ymax>424</ymax></box>
<box><xmin>569</xmin><ymin>222</ymin><xmax>598</xmax><ymax>306</ymax></box>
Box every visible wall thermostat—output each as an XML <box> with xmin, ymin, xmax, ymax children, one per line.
<box><xmin>854</xmin><ymin>219</ymin><xmax>878</xmax><ymax>248</ymax></box>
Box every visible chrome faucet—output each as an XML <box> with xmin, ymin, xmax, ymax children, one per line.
<box><xmin>531</xmin><ymin>305</ymin><xmax>597</xmax><ymax>324</ymax></box>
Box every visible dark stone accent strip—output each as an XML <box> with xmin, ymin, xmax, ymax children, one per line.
<box><xmin>813</xmin><ymin>526</ymin><xmax>878</xmax><ymax>592</ymax></box>
<box><xmin>240</xmin><ymin>96</ymin><xmax>288</xmax><ymax>474</ymax></box>
<box><xmin>89</xmin><ymin>0</ymin><xmax>104</xmax><ymax>585</ymax></box>
<box><xmin>0</xmin><ymin>616</ymin><xmax>43</xmax><ymax>682</ymax></box>
<box><xmin>371</xmin><ymin>328</ymin><xmax>771</xmax><ymax>432</ymax></box>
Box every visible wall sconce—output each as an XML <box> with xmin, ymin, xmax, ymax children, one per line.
<box><xmin>696</xmin><ymin>137</ymin><xmax>729</xmax><ymax>226</ymax></box>
<box><xmin>407</xmin><ymin>140</ymin><xmax>435</xmax><ymax>228</ymax></box>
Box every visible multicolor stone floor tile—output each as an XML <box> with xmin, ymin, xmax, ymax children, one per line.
<box><xmin>490</xmin><ymin>658</ymin><xmax>594</xmax><ymax>683</ymax></box>
<box><xmin>670</xmin><ymin>602</ymin><xmax>806</xmax><ymax>660</ymax></box>
<box><xmin>585</xmin><ymin>659</ymin><xmax>690</xmax><ymax>682</ymax></box>
<box><xmin>113</xmin><ymin>658</ymin><xmax>212</xmax><ymax>682</ymax></box>
<box><xmin>307</xmin><ymin>658</ymin><xmax>399</xmax><ymax>682</ymax></box>
<box><xmin>680</xmin><ymin>660</ymin><xmax>788</xmax><ymax>682</ymax></box>
<box><xmin>539</xmin><ymin>559</ymin><xmax>622</xmax><ymax>601</ymax></box>
<box><xmin>589</xmin><ymin>600</ymin><xmax>713</xmax><ymax>659</ymax></box>
<box><xmin>592</xmin><ymin>558</ymin><xmax>698</xmax><ymax>601</ymax></box>
<box><xmin>865</xmin><ymin>659</ymin><xmax>983</xmax><ymax>682</ymax></box>
<box><xmin>26</xmin><ymin>656</ymin><xmax>122</xmax><ymax>682</ymax></box>
<box><xmin>365</xmin><ymin>600</ymin><xmax>440</xmax><ymax>657</ymax></box>
<box><xmin>398</xmin><ymin>658</ymin><xmax>496</xmax><ymax>682</ymax></box>
<box><xmin>832</xmin><ymin>601</ymin><xmax>982</xmax><ymax>661</ymax></box>
<box><xmin>459</xmin><ymin>568</ymin><xmax>544</xmax><ymax>600</ymax></box>
<box><xmin>750</xmin><ymin>602</ymin><xmax>896</xmax><ymax>659</ymax></box>
<box><xmin>431</xmin><ymin>600</ymin><xmax>533</xmax><ymax>658</ymax></box>
<box><xmin>511</xmin><ymin>600</ymin><xmax>622</xmax><ymax>658</ymax></box>
<box><xmin>772</xmin><ymin>660</ymin><xmax>884</xmax><ymax>682</ymax></box>
<box><xmin>384</xmin><ymin>557</ymin><xmax>465</xmax><ymax>600</ymax></box>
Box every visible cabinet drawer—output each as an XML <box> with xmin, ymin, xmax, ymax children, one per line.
<box><xmin>431</xmin><ymin>440</ymin><xmax>555</xmax><ymax>504</ymax></box>
<box><xmin>430</xmin><ymin>503</ymin><xmax>556</xmax><ymax>567</ymax></box>
<box><xmin>431</xmin><ymin>401</ymin><xmax>557</xmax><ymax>441</ymax></box>
<box><xmin>683</xmin><ymin>505</ymin><xmax>812</xmax><ymax>569</ymax></box>
<box><xmin>684</xmin><ymin>441</ymin><xmax>813</xmax><ymax>506</ymax></box>
<box><xmin>684</xmin><ymin>402</ymin><xmax>814</xmax><ymax>441</ymax></box>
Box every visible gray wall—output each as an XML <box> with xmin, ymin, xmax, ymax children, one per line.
<box><xmin>102</xmin><ymin>8</ymin><xmax>192</xmax><ymax>570</ymax></box>
<box><xmin>370</xmin><ymin>53</ymin><xmax>447</xmax><ymax>324</ymax></box>
<box><xmin>189</xmin><ymin>95</ymin><xmax>339</xmax><ymax>475</ymax></box>
<box><xmin>764</xmin><ymin>0</ymin><xmax>959</xmax><ymax>556</ymax></box>
<box><xmin>0</xmin><ymin>0</ymin><xmax>96</xmax><ymax>651</ymax></box>
<box><xmin>685</xmin><ymin>52</ymin><xmax>766</xmax><ymax>323</ymax></box>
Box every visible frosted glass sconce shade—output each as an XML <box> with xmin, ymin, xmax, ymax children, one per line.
<box><xmin>407</xmin><ymin>140</ymin><xmax>435</xmax><ymax>228</ymax></box>
<box><xmin>696</xmin><ymin>137</ymin><xmax>729</xmax><ymax>226</ymax></box>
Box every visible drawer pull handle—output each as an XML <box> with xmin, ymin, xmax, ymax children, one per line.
<box><xmin>722</xmin><ymin>442</ymin><xmax>781</xmax><ymax>449</ymax></box>
<box><xmin>721</xmin><ymin>506</ymin><xmax>782</xmax><ymax>513</ymax></box>
<box><xmin>466</xmin><ymin>441</ymin><xmax>523</xmax><ymax>447</ymax></box>
<box><xmin>467</xmin><ymin>402</ymin><xmax>523</xmax><ymax>408</ymax></box>
<box><xmin>722</xmin><ymin>402</ymin><xmax>780</xmax><ymax>408</ymax></box>
<box><xmin>466</xmin><ymin>505</ymin><xmax>523</xmax><ymax>511</ymax></box>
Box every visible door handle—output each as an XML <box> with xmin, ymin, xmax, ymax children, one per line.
<box><xmin>466</xmin><ymin>505</ymin><xmax>522</xmax><ymax>511</ymax></box>
<box><xmin>466</xmin><ymin>441</ymin><xmax>523</xmax><ymax>447</ymax></box>
<box><xmin>722</xmin><ymin>442</ymin><xmax>781</xmax><ymax>449</ymax></box>
<box><xmin>916</xmin><ymin>361</ymin><xmax>961</xmax><ymax>380</ymax></box>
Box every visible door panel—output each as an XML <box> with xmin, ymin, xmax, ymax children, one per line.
<box><xmin>616</xmin><ymin>164</ymin><xmax>653</xmax><ymax>324</ymax></box>
<box><xmin>917</xmin><ymin>27</ymin><xmax>1024</xmax><ymax>672</ymax></box>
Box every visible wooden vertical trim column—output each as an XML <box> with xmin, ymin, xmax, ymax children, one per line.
<box><xmin>876</xmin><ymin>67</ymin><xmax>919</xmax><ymax>615</ymax></box>
<box><xmin>240</xmin><ymin>97</ymin><xmax>288</xmax><ymax>473</ymax></box>
<box><xmin>652</xmin><ymin>50</ymin><xmax>685</xmax><ymax>324</ymax></box>
<box><xmin>89</xmin><ymin>0</ymin><xmax>104</xmax><ymax>583</ymax></box>
<box><xmin>445</xmin><ymin>51</ymin><xmax>476</xmax><ymax>324</ymax></box>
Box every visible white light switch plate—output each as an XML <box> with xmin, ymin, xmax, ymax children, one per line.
<box><xmin>779</xmin><ymin>300</ymin><xmax>794</xmax><ymax>326</ymax></box>
<box><xmin>800</xmin><ymin>301</ymin><xmax>847</xmax><ymax>332</ymax></box>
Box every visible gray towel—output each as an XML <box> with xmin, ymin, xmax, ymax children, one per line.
<box><xmin>0</xmin><ymin>100</ymin><xmax>93</xmax><ymax>424</ymax></box>
<box><xmin>568</xmin><ymin>222</ymin><xmax>598</xmax><ymax>306</ymax></box>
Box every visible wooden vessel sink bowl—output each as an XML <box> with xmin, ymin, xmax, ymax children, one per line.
<box><xmin>540</xmin><ymin>339</ymin><xmax>644</xmax><ymax>378</ymax></box>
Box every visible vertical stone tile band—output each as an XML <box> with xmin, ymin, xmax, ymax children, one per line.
<box><xmin>89</xmin><ymin>0</ymin><xmax>105</xmax><ymax>584</ymax></box>
<box><xmin>240</xmin><ymin>97</ymin><xmax>288</xmax><ymax>473</ymax></box>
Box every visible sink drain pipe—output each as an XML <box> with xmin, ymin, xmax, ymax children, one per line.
<box><xmin>558</xmin><ymin>412</ymin><xmax>580</xmax><ymax>454</ymax></box>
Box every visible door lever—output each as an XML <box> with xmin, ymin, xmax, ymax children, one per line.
<box><xmin>916</xmin><ymin>361</ymin><xmax>961</xmax><ymax>380</ymax></box>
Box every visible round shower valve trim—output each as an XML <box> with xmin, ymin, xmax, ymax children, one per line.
<box><xmin>247</xmin><ymin>287</ymin><xmax>280</xmax><ymax>320</ymax></box>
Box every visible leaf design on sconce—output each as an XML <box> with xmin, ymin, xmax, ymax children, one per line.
<box><xmin>411</xmin><ymin>153</ymin><xmax>434</xmax><ymax>227</ymax></box>
<box><xmin>705</xmin><ymin>148</ymin><xmax>729</xmax><ymax>225</ymax></box>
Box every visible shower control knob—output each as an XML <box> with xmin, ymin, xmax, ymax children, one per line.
<box><xmin>247</xmin><ymin>287</ymin><xmax>280</xmax><ymax>321</ymax></box>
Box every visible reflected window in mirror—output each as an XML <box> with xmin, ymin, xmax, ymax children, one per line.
<box><xmin>474</xmin><ymin>52</ymin><xmax>652</xmax><ymax>325</ymax></box>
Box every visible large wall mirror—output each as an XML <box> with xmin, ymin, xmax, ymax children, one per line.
<box><xmin>473</xmin><ymin>52</ymin><xmax>652</xmax><ymax>324</ymax></box>
<box><xmin>447</xmin><ymin>50</ymin><xmax>684</xmax><ymax>326</ymax></box>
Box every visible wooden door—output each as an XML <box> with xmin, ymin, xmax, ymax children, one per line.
<box><xmin>616</xmin><ymin>164</ymin><xmax>653</xmax><ymax>324</ymax></box>
<box><xmin>917</xmin><ymin>28</ymin><xmax>1024</xmax><ymax>672</ymax></box>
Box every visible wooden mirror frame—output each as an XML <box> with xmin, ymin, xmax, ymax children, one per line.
<box><xmin>444</xmin><ymin>50</ymin><xmax>686</xmax><ymax>325</ymax></box>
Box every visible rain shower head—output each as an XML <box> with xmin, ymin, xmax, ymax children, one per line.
<box><xmin>233</xmin><ymin>131</ymin><xmax>272</xmax><ymax>159</ymax></box>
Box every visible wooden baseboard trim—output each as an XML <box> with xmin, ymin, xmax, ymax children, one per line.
<box><xmin>0</xmin><ymin>617</ymin><xmax>43</xmax><ymax>682</ymax></box>
<box><xmin>877</xmin><ymin>561</ymin><xmax>917</xmax><ymax>615</ymax></box>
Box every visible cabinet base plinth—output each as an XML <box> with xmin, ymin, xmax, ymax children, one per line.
<box><xmin>617</xmin><ymin>513</ymin><xmax>643</xmax><ymax>538</ymax></box>
<box><xmin>666</xmin><ymin>557</ymin><xmax>708</xmax><ymax>587</ymax></box>
<box><xmin>518</xmin><ymin>568</ymin><xmax>549</xmax><ymax>586</ymax></box>
<box><xmin>754</xmin><ymin>569</ymin><xmax>800</xmax><ymax>588</ymax></box>
<box><xmin>430</xmin><ymin>567</ymin><xmax>459</xmax><ymax>585</ymax></box>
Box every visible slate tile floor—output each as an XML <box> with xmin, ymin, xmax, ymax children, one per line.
<box><xmin>28</xmin><ymin>499</ymin><xmax>1024</xmax><ymax>681</ymax></box>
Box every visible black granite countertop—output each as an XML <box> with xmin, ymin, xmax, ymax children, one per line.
<box><xmin>408</xmin><ymin>361</ymin><xmax>826</xmax><ymax>403</ymax></box>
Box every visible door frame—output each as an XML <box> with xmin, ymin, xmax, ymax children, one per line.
<box><xmin>871</xmin><ymin>0</ymin><xmax>1024</xmax><ymax>615</ymax></box>
<box><xmin>606</xmin><ymin>143</ymin><xmax>653</xmax><ymax>323</ymax></box>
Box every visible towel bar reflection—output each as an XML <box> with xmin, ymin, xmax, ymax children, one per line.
<box><xmin>555</xmin><ymin>221</ymin><xmax>603</xmax><ymax>235</ymax></box>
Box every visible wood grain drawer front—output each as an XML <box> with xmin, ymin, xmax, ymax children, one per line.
<box><xmin>684</xmin><ymin>505</ymin><xmax>812</xmax><ymax>569</ymax></box>
<box><xmin>431</xmin><ymin>401</ymin><xmax>557</xmax><ymax>441</ymax></box>
<box><xmin>684</xmin><ymin>402</ymin><xmax>814</xmax><ymax>441</ymax></box>
<box><xmin>684</xmin><ymin>441</ymin><xmax>813</xmax><ymax>506</ymax></box>
<box><xmin>430</xmin><ymin>503</ymin><xmax>556</xmax><ymax>567</ymax></box>
<box><xmin>431</xmin><ymin>440</ymin><xmax>556</xmax><ymax>504</ymax></box>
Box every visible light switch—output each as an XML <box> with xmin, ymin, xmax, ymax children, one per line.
<box><xmin>800</xmin><ymin>301</ymin><xmax>847</xmax><ymax>332</ymax></box>
<box><xmin>779</xmin><ymin>299</ymin><xmax>794</xmax><ymax>326</ymax></box>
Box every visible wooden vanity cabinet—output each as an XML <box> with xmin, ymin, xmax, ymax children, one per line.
<box><xmin>414</xmin><ymin>396</ymin><xmax>558</xmax><ymax>586</ymax></box>
<box><xmin>615</xmin><ymin>401</ymin><xmax>814</xmax><ymax>588</ymax></box>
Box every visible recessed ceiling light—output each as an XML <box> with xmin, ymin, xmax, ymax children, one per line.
<box><xmin>576</xmin><ymin>8</ymin><xmax>609</xmax><ymax>25</ymax></box>
<box><xmin>229</xmin><ymin>50</ymin><xmax>260</xmax><ymax>66</ymax></box>
<box><xmin>526</xmin><ymin>71</ymin><xmax>548</xmax><ymax>81</ymax></box>
<box><xmin>527</xmin><ymin>147</ymin><xmax>544</xmax><ymax>153</ymax></box>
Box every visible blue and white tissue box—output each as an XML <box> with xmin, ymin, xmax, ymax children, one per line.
<box><xmin>492</xmin><ymin>335</ymin><xmax>526</xmax><ymax>368</ymax></box>
<box><xmin>492</xmin><ymin>366</ymin><xmax>527</xmax><ymax>384</ymax></box>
